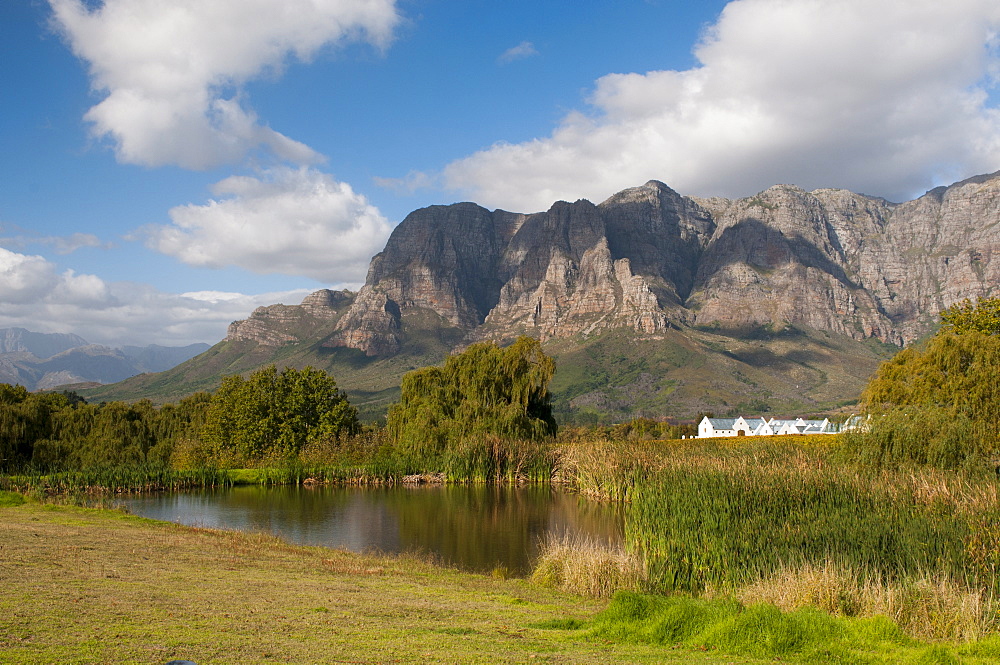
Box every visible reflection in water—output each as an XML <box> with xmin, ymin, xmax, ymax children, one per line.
<box><xmin>122</xmin><ymin>484</ymin><xmax>623</xmax><ymax>575</ymax></box>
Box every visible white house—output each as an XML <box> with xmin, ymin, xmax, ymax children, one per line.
<box><xmin>697</xmin><ymin>415</ymin><xmax>841</xmax><ymax>438</ymax></box>
<box><xmin>699</xmin><ymin>417</ymin><xmax>738</xmax><ymax>437</ymax></box>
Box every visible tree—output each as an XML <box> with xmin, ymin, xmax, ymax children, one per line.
<box><xmin>387</xmin><ymin>337</ymin><xmax>557</xmax><ymax>455</ymax></box>
<box><xmin>940</xmin><ymin>296</ymin><xmax>1000</xmax><ymax>335</ymax></box>
<box><xmin>849</xmin><ymin>297</ymin><xmax>1000</xmax><ymax>468</ymax></box>
<box><xmin>201</xmin><ymin>365</ymin><xmax>358</xmax><ymax>463</ymax></box>
<box><xmin>0</xmin><ymin>387</ymin><xmax>73</xmax><ymax>470</ymax></box>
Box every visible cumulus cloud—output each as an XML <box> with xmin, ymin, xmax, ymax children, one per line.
<box><xmin>0</xmin><ymin>246</ymin><xmax>311</xmax><ymax>346</ymax></box>
<box><xmin>141</xmin><ymin>167</ymin><xmax>392</xmax><ymax>283</ymax></box>
<box><xmin>0</xmin><ymin>248</ymin><xmax>62</xmax><ymax>304</ymax></box>
<box><xmin>498</xmin><ymin>41</ymin><xmax>538</xmax><ymax>64</ymax></box>
<box><xmin>444</xmin><ymin>0</ymin><xmax>1000</xmax><ymax>211</ymax></box>
<box><xmin>49</xmin><ymin>0</ymin><xmax>399</xmax><ymax>169</ymax></box>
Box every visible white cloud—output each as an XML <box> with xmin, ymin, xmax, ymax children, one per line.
<box><xmin>498</xmin><ymin>41</ymin><xmax>538</xmax><ymax>64</ymax></box>
<box><xmin>52</xmin><ymin>269</ymin><xmax>116</xmax><ymax>307</ymax></box>
<box><xmin>49</xmin><ymin>0</ymin><xmax>400</xmax><ymax>169</ymax></box>
<box><xmin>373</xmin><ymin>169</ymin><xmax>438</xmax><ymax>194</ymax></box>
<box><xmin>0</xmin><ymin>248</ymin><xmax>62</xmax><ymax>304</ymax></box>
<box><xmin>444</xmin><ymin>0</ymin><xmax>1000</xmax><ymax>211</ymax></box>
<box><xmin>141</xmin><ymin>167</ymin><xmax>393</xmax><ymax>282</ymax></box>
<box><xmin>0</xmin><ymin>246</ymin><xmax>312</xmax><ymax>346</ymax></box>
<box><xmin>47</xmin><ymin>233</ymin><xmax>105</xmax><ymax>255</ymax></box>
<box><xmin>0</xmin><ymin>229</ymin><xmax>108</xmax><ymax>255</ymax></box>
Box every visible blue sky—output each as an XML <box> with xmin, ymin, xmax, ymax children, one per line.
<box><xmin>2</xmin><ymin>0</ymin><xmax>999</xmax><ymax>347</ymax></box>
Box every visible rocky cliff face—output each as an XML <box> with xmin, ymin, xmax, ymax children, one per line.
<box><xmin>316</xmin><ymin>173</ymin><xmax>1000</xmax><ymax>355</ymax></box>
<box><xmin>226</xmin><ymin>289</ymin><xmax>354</xmax><ymax>346</ymax></box>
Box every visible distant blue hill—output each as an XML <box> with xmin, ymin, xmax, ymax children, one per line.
<box><xmin>0</xmin><ymin>328</ymin><xmax>210</xmax><ymax>391</ymax></box>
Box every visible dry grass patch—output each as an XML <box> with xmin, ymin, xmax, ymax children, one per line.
<box><xmin>531</xmin><ymin>533</ymin><xmax>645</xmax><ymax>598</ymax></box>
<box><xmin>737</xmin><ymin>562</ymin><xmax>1000</xmax><ymax>642</ymax></box>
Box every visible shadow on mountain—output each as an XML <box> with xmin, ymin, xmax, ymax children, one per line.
<box><xmin>696</xmin><ymin>218</ymin><xmax>859</xmax><ymax>291</ymax></box>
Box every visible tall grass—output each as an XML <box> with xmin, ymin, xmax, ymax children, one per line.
<box><xmin>553</xmin><ymin>436</ymin><xmax>1000</xmax><ymax>641</ymax></box>
<box><xmin>738</xmin><ymin>563</ymin><xmax>999</xmax><ymax>642</ymax></box>
<box><xmin>297</xmin><ymin>432</ymin><xmax>557</xmax><ymax>485</ymax></box>
<box><xmin>628</xmin><ymin>463</ymin><xmax>998</xmax><ymax>596</ymax></box>
<box><xmin>557</xmin><ymin>438</ymin><xmax>667</xmax><ymax>501</ymax></box>
<box><xmin>167</xmin><ymin>423</ymin><xmax>561</xmax><ymax>486</ymax></box>
<box><xmin>442</xmin><ymin>436</ymin><xmax>555</xmax><ymax>483</ymax></box>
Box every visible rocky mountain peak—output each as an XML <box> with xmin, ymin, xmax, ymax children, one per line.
<box><xmin>300</xmin><ymin>289</ymin><xmax>353</xmax><ymax>317</ymax></box>
<box><xmin>227</xmin><ymin>289</ymin><xmax>355</xmax><ymax>346</ymax></box>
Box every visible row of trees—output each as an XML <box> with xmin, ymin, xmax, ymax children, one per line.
<box><xmin>0</xmin><ymin>365</ymin><xmax>360</xmax><ymax>471</ymax></box>
<box><xmin>0</xmin><ymin>385</ymin><xmax>210</xmax><ymax>471</ymax></box>
<box><xmin>11</xmin><ymin>291</ymin><xmax>996</xmax><ymax>476</ymax></box>
<box><xmin>0</xmin><ymin>338</ymin><xmax>560</xmax><ymax>472</ymax></box>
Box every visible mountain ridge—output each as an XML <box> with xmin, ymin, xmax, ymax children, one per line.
<box><xmin>81</xmin><ymin>172</ymin><xmax>1000</xmax><ymax>421</ymax></box>
<box><xmin>0</xmin><ymin>328</ymin><xmax>211</xmax><ymax>391</ymax></box>
<box><xmin>326</xmin><ymin>172</ymin><xmax>1000</xmax><ymax>357</ymax></box>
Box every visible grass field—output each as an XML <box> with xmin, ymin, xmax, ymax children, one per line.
<box><xmin>1</xmin><ymin>497</ymin><xmax>757</xmax><ymax>664</ymax></box>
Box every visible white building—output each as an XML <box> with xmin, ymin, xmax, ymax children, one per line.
<box><xmin>697</xmin><ymin>415</ymin><xmax>844</xmax><ymax>438</ymax></box>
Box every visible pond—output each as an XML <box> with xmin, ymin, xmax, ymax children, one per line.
<box><xmin>121</xmin><ymin>484</ymin><xmax>624</xmax><ymax>576</ymax></box>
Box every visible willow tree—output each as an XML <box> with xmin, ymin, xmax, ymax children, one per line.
<box><xmin>387</xmin><ymin>337</ymin><xmax>557</xmax><ymax>456</ymax></box>
<box><xmin>849</xmin><ymin>297</ymin><xmax>1000</xmax><ymax>468</ymax></box>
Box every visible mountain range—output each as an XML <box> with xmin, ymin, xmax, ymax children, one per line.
<box><xmin>0</xmin><ymin>328</ymin><xmax>210</xmax><ymax>392</ymax></box>
<box><xmin>81</xmin><ymin>172</ymin><xmax>1000</xmax><ymax>421</ymax></box>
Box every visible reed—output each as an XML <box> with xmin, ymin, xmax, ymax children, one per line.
<box><xmin>554</xmin><ymin>436</ymin><xmax>1000</xmax><ymax>641</ymax></box>
<box><xmin>628</xmin><ymin>456</ymin><xmax>1000</xmax><ymax>597</ymax></box>
<box><xmin>557</xmin><ymin>438</ymin><xmax>668</xmax><ymax>502</ymax></box>
<box><xmin>443</xmin><ymin>436</ymin><xmax>555</xmax><ymax>483</ymax></box>
<box><xmin>0</xmin><ymin>462</ymin><xmax>231</xmax><ymax>495</ymax></box>
<box><xmin>296</xmin><ymin>431</ymin><xmax>557</xmax><ymax>484</ymax></box>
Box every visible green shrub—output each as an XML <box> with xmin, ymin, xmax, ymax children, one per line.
<box><xmin>0</xmin><ymin>490</ymin><xmax>25</xmax><ymax>507</ymax></box>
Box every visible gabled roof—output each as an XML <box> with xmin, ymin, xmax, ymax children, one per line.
<box><xmin>707</xmin><ymin>418</ymin><xmax>737</xmax><ymax>429</ymax></box>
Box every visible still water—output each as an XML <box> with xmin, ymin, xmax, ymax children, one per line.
<box><xmin>121</xmin><ymin>484</ymin><xmax>623</xmax><ymax>576</ymax></box>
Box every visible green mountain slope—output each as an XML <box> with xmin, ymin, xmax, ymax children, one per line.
<box><xmin>79</xmin><ymin>309</ymin><xmax>467</xmax><ymax>422</ymax></box>
<box><xmin>80</xmin><ymin>316</ymin><xmax>894</xmax><ymax>423</ymax></box>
